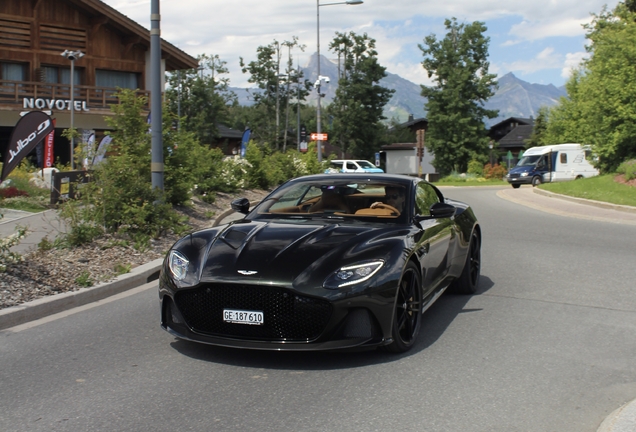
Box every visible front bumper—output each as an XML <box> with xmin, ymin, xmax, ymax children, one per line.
<box><xmin>159</xmin><ymin>282</ymin><xmax>393</xmax><ymax>351</ymax></box>
<box><xmin>506</xmin><ymin>175</ymin><xmax>533</xmax><ymax>186</ymax></box>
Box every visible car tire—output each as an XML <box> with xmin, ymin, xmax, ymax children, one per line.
<box><xmin>511</xmin><ymin>184</ymin><xmax>521</xmax><ymax>189</ymax></box>
<box><xmin>532</xmin><ymin>176</ymin><xmax>542</xmax><ymax>187</ymax></box>
<box><xmin>449</xmin><ymin>231</ymin><xmax>481</xmax><ymax>295</ymax></box>
<box><xmin>384</xmin><ymin>261</ymin><xmax>422</xmax><ymax>353</ymax></box>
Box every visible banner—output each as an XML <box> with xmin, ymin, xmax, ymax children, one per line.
<box><xmin>43</xmin><ymin>119</ymin><xmax>56</xmax><ymax>168</ymax></box>
<box><xmin>92</xmin><ymin>135</ymin><xmax>112</xmax><ymax>166</ymax></box>
<box><xmin>81</xmin><ymin>130</ymin><xmax>95</xmax><ymax>169</ymax></box>
<box><xmin>1</xmin><ymin>111</ymin><xmax>54</xmax><ymax>182</ymax></box>
<box><xmin>240</xmin><ymin>128</ymin><xmax>251</xmax><ymax>158</ymax></box>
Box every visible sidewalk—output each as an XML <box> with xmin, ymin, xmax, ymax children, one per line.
<box><xmin>497</xmin><ymin>185</ymin><xmax>636</xmax><ymax>225</ymax></box>
<box><xmin>1</xmin><ymin>208</ymin><xmax>68</xmax><ymax>254</ymax></box>
<box><xmin>2</xmin><ymin>188</ymin><xmax>636</xmax><ymax>431</ymax></box>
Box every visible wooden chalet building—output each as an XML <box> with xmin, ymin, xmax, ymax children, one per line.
<box><xmin>488</xmin><ymin>117</ymin><xmax>534</xmax><ymax>164</ymax></box>
<box><xmin>0</xmin><ymin>0</ymin><xmax>198</xmax><ymax>166</ymax></box>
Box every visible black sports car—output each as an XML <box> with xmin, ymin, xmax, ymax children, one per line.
<box><xmin>159</xmin><ymin>174</ymin><xmax>481</xmax><ymax>352</ymax></box>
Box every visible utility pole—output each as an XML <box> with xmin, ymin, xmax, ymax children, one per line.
<box><xmin>150</xmin><ymin>0</ymin><xmax>163</xmax><ymax>191</ymax></box>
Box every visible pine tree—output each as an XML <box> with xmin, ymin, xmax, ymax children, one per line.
<box><xmin>419</xmin><ymin>18</ymin><xmax>498</xmax><ymax>175</ymax></box>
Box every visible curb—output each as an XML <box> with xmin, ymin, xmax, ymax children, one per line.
<box><xmin>534</xmin><ymin>188</ymin><xmax>636</xmax><ymax>214</ymax></box>
<box><xmin>0</xmin><ymin>258</ymin><xmax>163</xmax><ymax>331</ymax></box>
<box><xmin>597</xmin><ymin>398</ymin><xmax>636</xmax><ymax>432</ymax></box>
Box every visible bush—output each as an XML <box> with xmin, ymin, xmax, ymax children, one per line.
<box><xmin>0</xmin><ymin>186</ymin><xmax>29</xmax><ymax>199</ymax></box>
<box><xmin>617</xmin><ymin>159</ymin><xmax>636</xmax><ymax>180</ymax></box>
<box><xmin>467</xmin><ymin>160</ymin><xmax>484</xmax><ymax>176</ymax></box>
<box><xmin>483</xmin><ymin>163</ymin><xmax>508</xmax><ymax>180</ymax></box>
<box><xmin>0</xmin><ymin>226</ymin><xmax>26</xmax><ymax>272</ymax></box>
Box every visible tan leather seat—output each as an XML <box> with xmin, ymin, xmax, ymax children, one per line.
<box><xmin>308</xmin><ymin>191</ymin><xmax>350</xmax><ymax>213</ymax></box>
<box><xmin>355</xmin><ymin>208</ymin><xmax>396</xmax><ymax>216</ymax></box>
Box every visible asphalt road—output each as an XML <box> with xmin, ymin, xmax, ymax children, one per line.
<box><xmin>1</xmin><ymin>186</ymin><xmax>635</xmax><ymax>432</ymax></box>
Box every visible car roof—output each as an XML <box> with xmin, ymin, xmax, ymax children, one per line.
<box><xmin>330</xmin><ymin>159</ymin><xmax>369</xmax><ymax>163</ymax></box>
<box><xmin>290</xmin><ymin>173</ymin><xmax>419</xmax><ymax>187</ymax></box>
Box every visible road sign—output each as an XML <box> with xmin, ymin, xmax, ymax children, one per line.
<box><xmin>310</xmin><ymin>133</ymin><xmax>328</xmax><ymax>141</ymax></box>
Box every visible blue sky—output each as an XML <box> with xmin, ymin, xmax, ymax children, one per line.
<box><xmin>102</xmin><ymin>0</ymin><xmax>620</xmax><ymax>88</ymax></box>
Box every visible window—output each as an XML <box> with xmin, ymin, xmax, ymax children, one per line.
<box><xmin>560</xmin><ymin>153</ymin><xmax>568</xmax><ymax>164</ymax></box>
<box><xmin>40</xmin><ymin>66</ymin><xmax>82</xmax><ymax>85</ymax></box>
<box><xmin>415</xmin><ymin>183</ymin><xmax>440</xmax><ymax>216</ymax></box>
<box><xmin>1</xmin><ymin>62</ymin><xmax>26</xmax><ymax>81</ymax></box>
<box><xmin>96</xmin><ymin>70</ymin><xmax>139</xmax><ymax>89</ymax></box>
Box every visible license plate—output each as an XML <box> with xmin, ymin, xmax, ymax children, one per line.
<box><xmin>223</xmin><ymin>309</ymin><xmax>264</xmax><ymax>325</ymax></box>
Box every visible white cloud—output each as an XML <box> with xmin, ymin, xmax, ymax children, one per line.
<box><xmin>562</xmin><ymin>51</ymin><xmax>588</xmax><ymax>79</ymax></box>
<box><xmin>101</xmin><ymin>0</ymin><xmax>620</xmax><ymax>87</ymax></box>
<box><xmin>509</xmin><ymin>17</ymin><xmax>593</xmax><ymax>42</ymax></box>
<box><xmin>499</xmin><ymin>47</ymin><xmax>563</xmax><ymax>75</ymax></box>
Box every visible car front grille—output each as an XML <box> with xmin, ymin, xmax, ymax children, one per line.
<box><xmin>174</xmin><ymin>284</ymin><xmax>333</xmax><ymax>341</ymax></box>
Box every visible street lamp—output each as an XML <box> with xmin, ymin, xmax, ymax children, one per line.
<box><xmin>61</xmin><ymin>49</ymin><xmax>84</xmax><ymax>170</ymax></box>
<box><xmin>316</xmin><ymin>0</ymin><xmax>363</xmax><ymax>163</ymax></box>
<box><xmin>489</xmin><ymin>141</ymin><xmax>494</xmax><ymax>166</ymax></box>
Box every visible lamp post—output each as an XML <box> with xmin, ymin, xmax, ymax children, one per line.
<box><xmin>489</xmin><ymin>141</ymin><xmax>494</xmax><ymax>166</ymax></box>
<box><xmin>316</xmin><ymin>0</ymin><xmax>363</xmax><ymax>163</ymax></box>
<box><xmin>61</xmin><ymin>49</ymin><xmax>84</xmax><ymax>170</ymax></box>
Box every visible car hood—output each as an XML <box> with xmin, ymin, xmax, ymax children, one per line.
<box><xmin>179</xmin><ymin>219</ymin><xmax>402</xmax><ymax>289</ymax></box>
<box><xmin>508</xmin><ymin>165</ymin><xmax>534</xmax><ymax>175</ymax></box>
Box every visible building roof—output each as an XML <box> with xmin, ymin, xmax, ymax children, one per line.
<box><xmin>498</xmin><ymin>125</ymin><xmax>534</xmax><ymax>149</ymax></box>
<box><xmin>380</xmin><ymin>143</ymin><xmax>416</xmax><ymax>151</ymax></box>
<box><xmin>489</xmin><ymin>117</ymin><xmax>534</xmax><ymax>131</ymax></box>
<box><xmin>67</xmin><ymin>0</ymin><xmax>198</xmax><ymax>70</ymax></box>
<box><xmin>217</xmin><ymin>124</ymin><xmax>243</xmax><ymax>140</ymax></box>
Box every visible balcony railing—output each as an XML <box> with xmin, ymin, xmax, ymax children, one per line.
<box><xmin>0</xmin><ymin>80</ymin><xmax>151</xmax><ymax>111</ymax></box>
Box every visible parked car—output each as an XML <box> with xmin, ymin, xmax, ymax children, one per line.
<box><xmin>506</xmin><ymin>143</ymin><xmax>599</xmax><ymax>188</ymax></box>
<box><xmin>325</xmin><ymin>159</ymin><xmax>384</xmax><ymax>173</ymax></box>
<box><xmin>159</xmin><ymin>173</ymin><xmax>481</xmax><ymax>353</ymax></box>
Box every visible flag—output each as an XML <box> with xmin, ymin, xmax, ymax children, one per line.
<box><xmin>240</xmin><ymin>128</ymin><xmax>251</xmax><ymax>158</ymax></box>
<box><xmin>43</xmin><ymin>119</ymin><xmax>56</xmax><ymax>168</ymax></box>
<box><xmin>1</xmin><ymin>111</ymin><xmax>54</xmax><ymax>182</ymax></box>
<box><xmin>92</xmin><ymin>135</ymin><xmax>113</xmax><ymax>166</ymax></box>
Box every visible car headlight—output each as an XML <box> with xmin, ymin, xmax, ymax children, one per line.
<box><xmin>168</xmin><ymin>250</ymin><xmax>189</xmax><ymax>281</ymax></box>
<box><xmin>520</xmin><ymin>172</ymin><xmax>529</xmax><ymax>177</ymax></box>
<box><xmin>323</xmin><ymin>261</ymin><xmax>384</xmax><ymax>289</ymax></box>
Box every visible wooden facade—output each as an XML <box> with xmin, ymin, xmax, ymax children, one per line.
<box><xmin>0</xmin><ymin>0</ymin><xmax>198</xmax><ymax>165</ymax></box>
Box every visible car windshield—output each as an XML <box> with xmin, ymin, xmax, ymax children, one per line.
<box><xmin>357</xmin><ymin>161</ymin><xmax>375</xmax><ymax>168</ymax></box>
<box><xmin>248</xmin><ymin>178</ymin><xmax>409</xmax><ymax>224</ymax></box>
<box><xmin>516</xmin><ymin>155</ymin><xmax>541</xmax><ymax>167</ymax></box>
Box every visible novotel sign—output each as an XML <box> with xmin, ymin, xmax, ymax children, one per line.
<box><xmin>23</xmin><ymin>97</ymin><xmax>90</xmax><ymax>112</ymax></box>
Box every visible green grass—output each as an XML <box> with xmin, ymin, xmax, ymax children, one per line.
<box><xmin>539</xmin><ymin>175</ymin><xmax>636</xmax><ymax>207</ymax></box>
<box><xmin>0</xmin><ymin>174</ymin><xmax>51</xmax><ymax>213</ymax></box>
<box><xmin>0</xmin><ymin>196</ymin><xmax>50</xmax><ymax>212</ymax></box>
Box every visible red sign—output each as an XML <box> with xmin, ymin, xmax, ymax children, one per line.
<box><xmin>310</xmin><ymin>133</ymin><xmax>328</xmax><ymax>141</ymax></box>
<box><xmin>44</xmin><ymin>118</ymin><xmax>56</xmax><ymax>168</ymax></box>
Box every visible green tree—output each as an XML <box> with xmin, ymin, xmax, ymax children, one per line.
<box><xmin>165</xmin><ymin>54</ymin><xmax>234</xmax><ymax>146</ymax></box>
<box><xmin>525</xmin><ymin>106</ymin><xmax>550</xmax><ymax>148</ymax></box>
<box><xmin>326</xmin><ymin>32</ymin><xmax>395</xmax><ymax>159</ymax></box>
<box><xmin>240</xmin><ymin>39</ymin><xmax>308</xmax><ymax>149</ymax></box>
<box><xmin>544</xmin><ymin>3</ymin><xmax>636</xmax><ymax>172</ymax></box>
<box><xmin>419</xmin><ymin>18</ymin><xmax>498</xmax><ymax>175</ymax></box>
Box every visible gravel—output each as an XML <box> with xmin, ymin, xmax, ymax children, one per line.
<box><xmin>1</xmin><ymin>189</ymin><xmax>269</xmax><ymax>310</ymax></box>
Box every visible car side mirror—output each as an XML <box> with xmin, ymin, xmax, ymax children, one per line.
<box><xmin>430</xmin><ymin>202</ymin><xmax>456</xmax><ymax>218</ymax></box>
<box><xmin>231</xmin><ymin>198</ymin><xmax>250</xmax><ymax>214</ymax></box>
<box><xmin>415</xmin><ymin>202</ymin><xmax>456</xmax><ymax>222</ymax></box>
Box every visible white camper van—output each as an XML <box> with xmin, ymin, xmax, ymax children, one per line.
<box><xmin>505</xmin><ymin>143</ymin><xmax>599</xmax><ymax>188</ymax></box>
